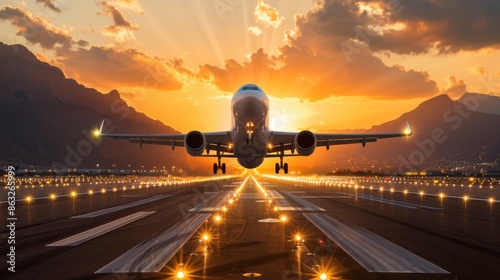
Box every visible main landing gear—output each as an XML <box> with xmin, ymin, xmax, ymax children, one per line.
<box><xmin>213</xmin><ymin>162</ymin><xmax>226</xmax><ymax>174</ymax></box>
<box><xmin>275</xmin><ymin>162</ymin><xmax>288</xmax><ymax>174</ymax></box>
<box><xmin>275</xmin><ymin>146</ymin><xmax>288</xmax><ymax>174</ymax></box>
<box><xmin>213</xmin><ymin>144</ymin><xmax>226</xmax><ymax>174</ymax></box>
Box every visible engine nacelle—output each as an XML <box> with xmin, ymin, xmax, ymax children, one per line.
<box><xmin>294</xmin><ymin>130</ymin><xmax>317</xmax><ymax>156</ymax></box>
<box><xmin>185</xmin><ymin>130</ymin><xmax>207</xmax><ymax>156</ymax></box>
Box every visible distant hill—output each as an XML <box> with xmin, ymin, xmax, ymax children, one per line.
<box><xmin>457</xmin><ymin>92</ymin><xmax>500</xmax><ymax>115</ymax></box>
<box><xmin>320</xmin><ymin>94</ymin><xmax>500</xmax><ymax>173</ymax></box>
<box><xmin>0</xmin><ymin>43</ymin><xmax>191</xmax><ymax>173</ymax></box>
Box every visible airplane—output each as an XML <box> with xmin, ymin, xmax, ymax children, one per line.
<box><xmin>94</xmin><ymin>83</ymin><xmax>412</xmax><ymax>174</ymax></box>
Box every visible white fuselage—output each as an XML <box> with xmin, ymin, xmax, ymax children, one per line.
<box><xmin>229</xmin><ymin>84</ymin><xmax>271</xmax><ymax>169</ymax></box>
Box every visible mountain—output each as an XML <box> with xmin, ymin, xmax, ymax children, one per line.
<box><xmin>318</xmin><ymin>94</ymin><xmax>500</xmax><ymax>173</ymax></box>
<box><xmin>457</xmin><ymin>92</ymin><xmax>500</xmax><ymax>115</ymax></box>
<box><xmin>0</xmin><ymin>43</ymin><xmax>191</xmax><ymax>173</ymax></box>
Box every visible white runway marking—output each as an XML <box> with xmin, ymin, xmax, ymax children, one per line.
<box><xmin>71</xmin><ymin>195</ymin><xmax>172</xmax><ymax>218</ymax></box>
<box><xmin>96</xmin><ymin>213</ymin><xmax>210</xmax><ymax>273</ymax></box>
<box><xmin>298</xmin><ymin>195</ymin><xmax>351</xmax><ymax>199</ymax></box>
<box><xmin>47</xmin><ymin>211</ymin><xmax>155</xmax><ymax>247</ymax></box>
<box><xmin>280</xmin><ymin>191</ymin><xmax>325</xmax><ymax>212</ymax></box>
<box><xmin>354</xmin><ymin>194</ymin><xmax>441</xmax><ymax>210</ymax></box>
<box><xmin>304</xmin><ymin>213</ymin><xmax>449</xmax><ymax>273</ymax></box>
<box><xmin>188</xmin><ymin>191</ymin><xmax>232</xmax><ymax>212</ymax></box>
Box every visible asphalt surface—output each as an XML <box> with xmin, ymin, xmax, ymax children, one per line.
<box><xmin>1</xmin><ymin>174</ymin><xmax>499</xmax><ymax>279</ymax></box>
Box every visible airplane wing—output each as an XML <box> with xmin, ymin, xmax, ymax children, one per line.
<box><xmin>93</xmin><ymin>121</ymin><xmax>233</xmax><ymax>154</ymax></box>
<box><xmin>267</xmin><ymin>121</ymin><xmax>412</xmax><ymax>156</ymax></box>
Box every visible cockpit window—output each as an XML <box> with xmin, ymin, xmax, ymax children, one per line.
<box><xmin>240</xmin><ymin>85</ymin><xmax>262</xmax><ymax>91</ymax></box>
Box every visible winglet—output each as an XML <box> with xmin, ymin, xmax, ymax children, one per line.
<box><xmin>403</xmin><ymin>120</ymin><xmax>412</xmax><ymax>136</ymax></box>
<box><xmin>93</xmin><ymin>120</ymin><xmax>104</xmax><ymax>137</ymax></box>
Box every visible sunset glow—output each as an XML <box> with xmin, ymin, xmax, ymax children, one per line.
<box><xmin>1</xmin><ymin>0</ymin><xmax>499</xmax><ymax>135</ymax></box>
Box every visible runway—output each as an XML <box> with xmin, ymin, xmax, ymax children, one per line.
<box><xmin>1</xmin><ymin>173</ymin><xmax>499</xmax><ymax>279</ymax></box>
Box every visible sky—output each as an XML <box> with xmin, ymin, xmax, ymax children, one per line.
<box><xmin>1</xmin><ymin>0</ymin><xmax>500</xmax><ymax>134</ymax></box>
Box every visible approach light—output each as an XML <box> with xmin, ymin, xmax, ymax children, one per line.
<box><xmin>176</xmin><ymin>270</ymin><xmax>185</xmax><ymax>279</ymax></box>
<box><xmin>320</xmin><ymin>273</ymin><xmax>328</xmax><ymax>280</ymax></box>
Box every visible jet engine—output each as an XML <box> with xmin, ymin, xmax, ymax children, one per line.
<box><xmin>185</xmin><ymin>131</ymin><xmax>206</xmax><ymax>156</ymax></box>
<box><xmin>294</xmin><ymin>130</ymin><xmax>317</xmax><ymax>156</ymax></box>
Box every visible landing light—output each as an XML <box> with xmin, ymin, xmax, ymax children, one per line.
<box><xmin>92</xmin><ymin>129</ymin><xmax>101</xmax><ymax>137</ymax></box>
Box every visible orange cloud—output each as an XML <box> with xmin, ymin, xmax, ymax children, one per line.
<box><xmin>100</xmin><ymin>1</ymin><xmax>138</xmax><ymax>38</ymax></box>
<box><xmin>196</xmin><ymin>0</ymin><xmax>438</xmax><ymax>101</ymax></box>
<box><xmin>248</xmin><ymin>26</ymin><xmax>262</xmax><ymax>36</ymax></box>
<box><xmin>36</xmin><ymin>0</ymin><xmax>61</xmax><ymax>13</ymax></box>
<box><xmin>254</xmin><ymin>0</ymin><xmax>283</xmax><ymax>28</ymax></box>
<box><xmin>368</xmin><ymin>0</ymin><xmax>500</xmax><ymax>54</ymax></box>
<box><xmin>55</xmin><ymin>46</ymin><xmax>183</xmax><ymax>91</ymax></box>
<box><xmin>466</xmin><ymin>64</ymin><xmax>486</xmax><ymax>75</ymax></box>
<box><xmin>106</xmin><ymin>0</ymin><xmax>144</xmax><ymax>14</ymax></box>
<box><xmin>0</xmin><ymin>6</ymin><xmax>73</xmax><ymax>49</ymax></box>
<box><xmin>442</xmin><ymin>76</ymin><xmax>467</xmax><ymax>98</ymax></box>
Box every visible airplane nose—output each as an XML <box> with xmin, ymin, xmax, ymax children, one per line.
<box><xmin>233</xmin><ymin>97</ymin><xmax>267</xmax><ymax>123</ymax></box>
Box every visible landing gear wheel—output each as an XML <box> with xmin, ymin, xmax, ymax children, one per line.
<box><xmin>275</xmin><ymin>163</ymin><xmax>280</xmax><ymax>174</ymax></box>
<box><xmin>284</xmin><ymin>163</ymin><xmax>288</xmax><ymax>174</ymax></box>
<box><xmin>221</xmin><ymin>163</ymin><xmax>226</xmax><ymax>174</ymax></box>
<box><xmin>213</xmin><ymin>163</ymin><xmax>218</xmax><ymax>174</ymax></box>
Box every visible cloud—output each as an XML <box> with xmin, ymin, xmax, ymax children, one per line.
<box><xmin>248</xmin><ymin>26</ymin><xmax>262</xmax><ymax>36</ymax></box>
<box><xmin>106</xmin><ymin>0</ymin><xmax>144</xmax><ymax>14</ymax></box>
<box><xmin>54</xmin><ymin>45</ymin><xmax>183</xmax><ymax>91</ymax></box>
<box><xmin>197</xmin><ymin>0</ymin><xmax>438</xmax><ymax>100</ymax></box>
<box><xmin>466</xmin><ymin>64</ymin><xmax>486</xmax><ymax>75</ymax></box>
<box><xmin>254</xmin><ymin>0</ymin><xmax>283</xmax><ymax>28</ymax></box>
<box><xmin>36</xmin><ymin>0</ymin><xmax>61</xmax><ymax>13</ymax></box>
<box><xmin>442</xmin><ymin>76</ymin><xmax>467</xmax><ymax>97</ymax></box>
<box><xmin>0</xmin><ymin>6</ymin><xmax>73</xmax><ymax>49</ymax></box>
<box><xmin>101</xmin><ymin>2</ymin><xmax>138</xmax><ymax>36</ymax></box>
<box><xmin>367</xmin><ymin>0</ymin><xmax>500</xmax><ymax>54</ymax></box>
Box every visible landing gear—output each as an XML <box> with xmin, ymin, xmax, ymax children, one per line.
<box><xmin>275</xmin><ymin>145</ymin><xmax>289</xmax><ymax>174</ymax></box>
<box><xmin>275</xmin><ymin>162</ymin><xmax>289</xmax><ymax>174</ymax></box>
<box><xmin>213</xmin><ymin>162</ymin><xmax>226</xmax><ymax>174</ymax></box>
<box><xmin>213</xmin><ymin>145</ymin><xmax>226</xmax><ymax>174</ymax></box>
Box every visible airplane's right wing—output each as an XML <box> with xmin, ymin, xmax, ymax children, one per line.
<box><xmin>268</xmin><ymin>121</ymin><xmax>412</xmax><ymax>156</ymax></box>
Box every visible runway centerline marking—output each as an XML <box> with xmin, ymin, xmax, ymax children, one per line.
<box><xmin>71</xmin><ymin>195</ymin><xmax>172</xmax><ymax>218</ymax></box>
<box><xmin>95</xmin><ymin>213</ymin><xmax>210</xmax><ymax>273</ymax></box>
<box><xmin>304</xmin><ymin>213</ymin><xmax>449</xmax><ymax>273</ymax></box>
<box><xmin>47</xmin><ymin>211</ymin><xmax>155</xmax><ymax>247</ymax></box>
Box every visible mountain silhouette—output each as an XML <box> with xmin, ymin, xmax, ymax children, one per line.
<box><xmin>0</xmin><ymin>42</ymin><xmax>191</xmax><ymax>173</ymax></box>
<box><xmin>323</xmin><ymin>94</ymin><xmax>500</xmax><ymax>173</ymax></box>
